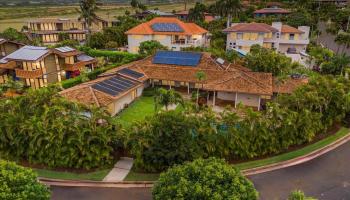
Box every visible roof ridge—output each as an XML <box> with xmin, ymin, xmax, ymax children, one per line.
<box><xmin>89</xmin><ymin>87</ymin><xmax>101</xmax><ymax>107</ymax></box>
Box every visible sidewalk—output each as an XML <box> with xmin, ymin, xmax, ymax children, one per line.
<box><xmin>103</xmin><ymin>157</ymin><xmax>134</xmax><ymax>182</ymax></box>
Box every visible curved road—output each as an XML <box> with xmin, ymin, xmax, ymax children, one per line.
<box><xmin>51</xmin><ymin>141</ymin><xmax>350</xmax><ymax>200</ymax></box>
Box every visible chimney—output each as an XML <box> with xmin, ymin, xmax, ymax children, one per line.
<box><xmin>271</xmin><ymin>22</ymin><xmax>282</xmax><ymax>32</ymax></box>
<box><xmin>298</xmin><ymin>26</ymin><xmax>310</xmax><ymax>40</ymax></box>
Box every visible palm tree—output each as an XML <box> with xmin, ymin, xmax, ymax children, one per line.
<box><xmin>154</xmin><ymin>88</ymin><xmax>184</xmax><ymax>111</ymax></box>
<box><xmin>212</xmin><ymin>0</ymin><xmax>242</xmax><ymax>28</ymax></box>
<box><xmin>78</xmin><ymin>0</ymin><xmax>99</xmax><ymax>39</ymax></box>
<box><xmin>195</xmin><ymin>71</ymin><xmax>206</xmax><ymax>106</ymax></box>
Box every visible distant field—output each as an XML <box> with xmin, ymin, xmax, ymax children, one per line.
<box><xmin>0</xmin><ymin>0</ymin><xmax>215</xmax><ymax>32</ymax></box>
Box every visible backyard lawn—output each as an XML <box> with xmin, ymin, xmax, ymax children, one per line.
<box><xmin>113</xmin><ymin>96</ymin><xmax>156</xmax><ymax>128</ymax></box>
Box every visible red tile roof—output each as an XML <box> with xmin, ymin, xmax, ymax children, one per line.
<box><xmin>273</xmin><ymin>77</ymin><xmax>308</xmax><ymax>93</ymax></box>
<box><xmin>125</xmin><ymin>17</ymin><xmax>208</xmax><ymax>35</ymax></box>
<box><xmin>281</xmin><ymin>25</ymin><xmax>304</xmax><ymax>33</ymax></box>
<box><xmin>254</xmin><ymin>8</ymin><xmax>291</xmax><ymax>14</ymax></box>
<box><xmin>223</xmin><ymin>23</ymin><xmax>278</xmax><ymax>33</ymax></box>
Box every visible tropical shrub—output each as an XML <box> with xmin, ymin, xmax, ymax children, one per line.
<box><xmin>288</xmin><ymin>190</ymin><xmax>317</xmax><ymax>200</ymax></box>
<box><xmin>127</xmin><ymin>111</ymin><xmax>203</xmax><ymax>172</ymax></box>
<box><xmin>153</xmin><ymin>158</ymin><xmax>258</xmax><ymax>200</ymax></box>
<box><xmin>245</xmin><ymin>44</ymin><xmax>301</xmax><ymax>76</ymax></box>
<box><xmin>0</xmin><ymin>160</ymin><xmax>50</xmax><ymax>200</ymax></box>
<box><xmin>138</xmin><ymin>40</ymin><xmax>167</xmax><ymax>56</ymax></box>
<box><xmin>0</xmin><ymin>86</ymin><xmax>119</xmax><ymax>169</ymax></box>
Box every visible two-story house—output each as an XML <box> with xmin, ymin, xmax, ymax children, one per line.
<box><xmin>125</xmin><ymin>17</ymin><xmax>208</xmax><ymax>53</ymax></box>
<box><xmin>28</xmin><ymin>17</ymin><xmax>116</xmax><ymax>45</ymax></box>
<box><xmin>223</xmin><ymin>22</ymin><xmax>310</xmax><ymax>63</ymax></box>
<box><xmin>0</xmin><ymin>46</ymin><xmax>97</xmax><ymax>88</ymax></box>
<box><xmin>0</xmin><ymin>38</ymin><xmax>23</xmax><ymax>58</ymax></box>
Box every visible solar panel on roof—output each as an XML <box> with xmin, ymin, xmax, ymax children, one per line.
<box><xmin>119</xmin><ymin>68</ymin><xmax>144</xmax><ymax>79</ymax></box>
<box><xmin>56</xmin><ymin>46</ymin><xmax>75</xmax><ymax>53</ymax></box>
<box><xmin>91</xmin><ymin>75</ymin><xmax>138</xmax><ymax>96</ymax></box>
<box><xmin>152</xmin><ymin>51</ymin><xmax>202</xmax><ymax>67</ymax></box>
<box><xmin>151</xmin><ymin>23</ymin><xmax>184</xmax><ymax>32</ymax></box>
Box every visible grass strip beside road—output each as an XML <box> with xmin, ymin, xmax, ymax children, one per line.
<box><xmin>35</xmin><ymin>168</ymin><xmax>111</xmax><ymax>181</ymax></box>
<box><xmin>124</xmin><ymin>127</ymin><xmax>350</xmax><ymax>181</ymax></box>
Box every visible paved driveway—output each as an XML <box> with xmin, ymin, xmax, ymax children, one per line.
<box><xmin>51</xmin><ymin>141</ymin><xmax>350</xmax><ymax>200</ymax></box>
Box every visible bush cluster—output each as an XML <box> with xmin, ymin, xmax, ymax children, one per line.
<box><xmin>0</xmin><ymin>160</ymin><xmax>51</xmax><ymax>200</ymax></box>
<box><xmin>153</xmin><ymin>158</ymin><xmax>258</xmax><ymax>200</ymax></box>
<box><xmin>128</xmin><ymin>76</ymin><xmax>350</xmax><ymax>171</ymax></box>
<box><xmin>0</xmin><ymin>87</ymin><xmax>119</xmax><ymax>169</ymax></box>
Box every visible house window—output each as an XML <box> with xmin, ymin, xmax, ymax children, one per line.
<box><xmin>237</xmin><ymin>33</ymin><xmax>243</xmax><ymax>39</ymax></box>
<box><xmin>276</xmin><ymin>32</ymin><xmax>280</xmax><ymax>38</ymax></box>
<box><xmin>271</xmin><ymin>43</ymin><xmax>275</xmax><ymax>48</ymax></box>
<box><xmin>258</xmin><ymin>33</ymin><xmax>264</xmax><ymax>39</ymax></box>
<box><xmin>290</xmin><ymin>34</ymin><xmax>295</xmax><ymax>40</ymax></box>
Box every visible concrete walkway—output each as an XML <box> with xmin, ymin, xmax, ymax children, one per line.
<box><xmin>103</xmin><ymin>157</ymin><xmax>134</xmax><ymax>182</ymax></box>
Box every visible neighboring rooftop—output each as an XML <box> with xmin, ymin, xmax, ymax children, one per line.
<box><xmin>223</xmin><ymin>23</ymin><xmax>278</xmax><ymax>33</ymax></box>
<box><xmin>281</xmin><ymin>25</ymin><xmax>304</xmax><ymax>33</ymax></box>
<box><xmin>125</xmin><ymin>17</ymin><xmax>208</xmax><ymax>35</ymax></box>
<box><xmin>0</xmin><ymin>46</ymin><xmax>49</xmax><ymax>63</ymax></box>
<box><xmin>254</xmin><ymin>7</ymin><xmax>291</xmax><ymax>14</ymax></box>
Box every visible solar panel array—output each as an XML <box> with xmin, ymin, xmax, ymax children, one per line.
<box><xmin>91</xmin><ymin>75</ymin><xmax>138</xmax><ymax>96</ymax></box>
<box><xmin>153</xmin><ymin>51</ymin><xmax>202</xmax><ymax>66</ymax></box>
<box><xmin>55</xmin><ymin>46</ymin><xmax>75</xmax><ymax>53</ymax></box>
<box><xmin>118</xmin><ymin>68</ymin><xmax>144</xmax><ymax>79</ymax></box>
<box><xmin>151</xmin><ymin>23</ymin><xmax>184</xmax><ymax>32</ymax></box>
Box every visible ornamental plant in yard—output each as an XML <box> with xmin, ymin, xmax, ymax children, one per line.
<box><xmin>0</xmin><ymin>160</ymin><xmax>50</xmax><ymax>200</ymax></box>
<box><xmin>153</xmin><ymin>158</ymin><xmax>258</xmax><ymax>200</ymax></box>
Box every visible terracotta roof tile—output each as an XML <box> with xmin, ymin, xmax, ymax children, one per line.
<box><xmin>223</xmin><ymin>23</ymin><xmax>278</xmax><ymax>33</ymax></box>
<box><xmin>273</xmin><ymin>77</ymin><xmax>308</xmax><ymax>93</ymax></box>
<box><xmin>281</xmin><ymin>25</ymin><xmax>304</xmax><ymax>33</ymax></box>
<box><xmin>254</xmin><ymin>8</ymin><xmax>291</xmax><ymax>14</ymax></box>
<box><xmin>125</xmin><ymin>17</ymin><xmax>208</xmax><ymax>35</ymax></box>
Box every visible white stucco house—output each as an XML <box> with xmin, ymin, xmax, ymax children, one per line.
<box><xmin>223</xmin><ymin>22</ymin><xmax>310</xmax><ymax>65</ymax></box>
<box><xmin>125</xmin><ymin>17</ymin><xmax>208</xmax><ymax>53</ymax></box>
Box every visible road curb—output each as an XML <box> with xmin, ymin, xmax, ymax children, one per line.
<box><xmin>39</xmin><ymin>131</ymin><xmax>350</xmax><ymax>188</ymax></box>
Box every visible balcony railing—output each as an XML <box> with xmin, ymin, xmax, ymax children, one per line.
<box><xmin>171</xmin><ymin>39</ymin><xmax>201</xmax><ymax>46</ymax></box>
<box><xmin>64</xmin><ymin>61</ymin><xmax>88</xmax><ymax>71</ymax></box>
<box><xmin>15</xmin><ymin>69</ymin><xmax>43</xmax><ymax>79</ymax></box>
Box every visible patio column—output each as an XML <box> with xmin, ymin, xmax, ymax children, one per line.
<box><xmin>213</xmin><ymin>91</ymin><xmax>216</xmax><ymax>106</ymax></box>
<box><xmin>169</xmin><ymin>84</ymin><xmax>172</xmax><ymax>90</ymax></box>
<box><xmin>152</xmin><ymin>80</ymin><xmax>154</xmax><ymax>87</ymax></box>
<box><xmin>258</xmin><ymin>96</ymin><xmax>261</xmax><ymax>111</ymax></box>
<box><xmin>187</xmin><ymin>83</ymin><xmax>190</xmax><ymax>94</ymax></box>
<box><xmin>234</xmin><ymin>92</ymin><xmax>238</xmax><ymax>108</ymax></box>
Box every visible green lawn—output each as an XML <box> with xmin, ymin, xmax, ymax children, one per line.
<box><xmin>34</xmin><ymin>168</ymin><xmax>111</xmax><ymax>181</ymax></box>
<box><xmin>124</xmin><ymin>127</ymin><xmax>350</xmax><ymax>181</ymax></box>
<box><xmin>113</xmin><ymin>96</ymin><xmax>156</xmax><ymax>128</ymax></box>
<box><xmin>124</xmin><ymin>170</ymin><xmax>160</xmax><ymax>181</ymax></box>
